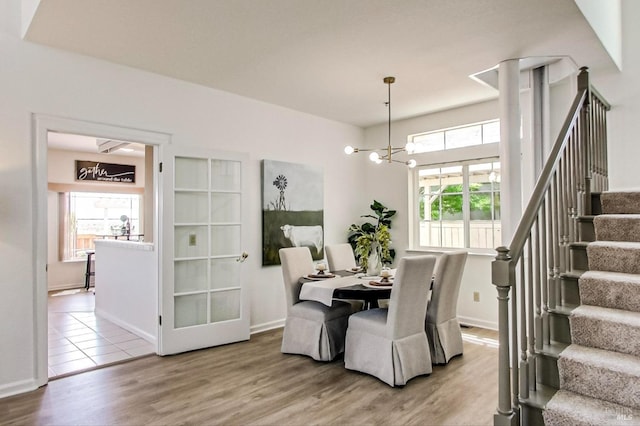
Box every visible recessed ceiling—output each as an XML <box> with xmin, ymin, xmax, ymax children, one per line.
<box><xmin>48</xmin><ymin>131</ymin><xmax>146</xmax><ymax>157</ymax></box>
<box><xmin>24</xmin><ymin>0</ymin><xmax>617</xmax><ymax>128</ymax></box>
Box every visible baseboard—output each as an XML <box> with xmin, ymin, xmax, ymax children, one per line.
<box><xmin>94</xmin><ymin>307</ymin><xmax>156</xmax><ymax>346</ymax></box>
<box><xmin>459</xmin><ymin>315</ymin><xmax>498</xmax><ymax>331</ymax></box>
<box><xmin>0</xmin><ymin>378</ymin><xmax>40</xmax><ymax>399</ymax></box>
<box><xmin>250</xmin><ymin>319</ymin><xmax>284</xmax><ymax>335</ymax></box>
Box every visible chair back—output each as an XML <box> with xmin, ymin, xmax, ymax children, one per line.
<box><xmin>387</xmin><ymin>255</ymin><xmax>436</xmax><ymax>339</ymax></box>
<box><xmin>325</xmin><ymin>243</ymin><xmax>357</xmax><ymax>272</ymax></box>
<box><xmin>426</xmin><ymin>251</ymin><xmax>468</xmax><ymax>324</ymax></box>
<box><xmin>279</xmin><ymin>247</ymin><xmax>315</xmax><ymax>308</ymax></box>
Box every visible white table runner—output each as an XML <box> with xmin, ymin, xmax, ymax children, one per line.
<box><xmin>299</xmin><ymin>275</ymin><xmax>362</xmax><ymax>307</ymax></box>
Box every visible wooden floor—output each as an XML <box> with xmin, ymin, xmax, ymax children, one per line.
<box><xmin>0</xmin><ymin>327</ymin><xmax>499</xmax><ymax>425</ymax></box>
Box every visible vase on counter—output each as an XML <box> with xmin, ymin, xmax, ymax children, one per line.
<box><xmin>367</xmin><ymin>243</ymin><xmax>383</xmax><ymax>276</ymax></box>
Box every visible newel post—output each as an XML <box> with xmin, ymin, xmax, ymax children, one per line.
<box><xmin>493</xmin><ymin>246</ymin><xmax>518</xmax><ymax>426</ymax></box>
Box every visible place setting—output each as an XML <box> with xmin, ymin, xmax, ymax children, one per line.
<box><xmin>362</xmin><ymin>268</ymin><xmax>394</xmax><ymax>288</ymax></box>
<box><xmin>305</xmin><ymin>263</ymin><xmax>337</xmax><ymax>280</ymax></box>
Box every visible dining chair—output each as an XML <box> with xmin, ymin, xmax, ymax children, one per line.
<box><xmin>325</xmin><ymin>243</ymin><xmax>357</xmax><ymax>272</ymax></box>
<box><xmin>425</xmin><ymin>251</ymin><xmax>468</xmax><ymax>364</ymax></box>
<box><xmin>279</xmin><ymin>247</ymin><xmax>355</xmax><ymax>361</ymax></box>
<box><xmin>344</xmin><ymin>255</ymin><xmax>436</xmax><ymax>387</ymax></box>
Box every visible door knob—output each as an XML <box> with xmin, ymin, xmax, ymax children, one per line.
<box><xmin>237</xmin><ymin>251</ymin><xmax>249</xmax><ymax>263</ymax></box>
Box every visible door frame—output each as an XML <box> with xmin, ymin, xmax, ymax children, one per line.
<box><xmin>33</xmin><ymin>114</ymin><xmax>170</xmax><ymax>387</ymax></box>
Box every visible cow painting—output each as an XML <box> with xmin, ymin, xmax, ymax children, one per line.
<box><xmin>280</xmin><ymin>224</ymin><xmax>323</xmax><ymax>255</ymax></box>
<box><xmin>262</xmin><ymin>159</ymin><xmax>324</xmax><ymax>265</ymax></box>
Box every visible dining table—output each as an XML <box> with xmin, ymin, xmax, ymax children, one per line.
<box><xmin>298</xmin><ymin>269</ymin><xmax>394</xmax><ymax>309</ymax></box>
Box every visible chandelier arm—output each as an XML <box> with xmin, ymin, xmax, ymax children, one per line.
<box><xmin>345</xmin><ymin>76</ymin><xmax>414</xmax><ymax>167</ymax></box>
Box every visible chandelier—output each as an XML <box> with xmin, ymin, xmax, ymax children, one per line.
<box><xmin>344</xmin><ymin>76</ymin><xmax>417</xmax><ymax>168</ymax></box>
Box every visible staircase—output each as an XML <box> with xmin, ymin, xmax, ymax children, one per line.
<box><xmin>543</xmin><ymin>191</ymin><xmax>640</xmax><ymax>425</ymax></box>
<box><xmin>491</xmin><ymin>67</ymin><xmax>623</xmax><ymax>426</ymax></box>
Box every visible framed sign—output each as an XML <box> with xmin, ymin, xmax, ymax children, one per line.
<box><xmin>75</xmin><ymin>160</ymin><xmax>136</xmax><ymax>183</ymax></box>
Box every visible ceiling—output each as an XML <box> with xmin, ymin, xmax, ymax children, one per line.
<box><xmin>26</xmin><ymin>0</ymin><xmax>616</xmax><ymax>134</ymax></box>
<box><xmin>47</xmin><ymin>131</ymin><xmax>147</xmax><ymax>157</ymax></box>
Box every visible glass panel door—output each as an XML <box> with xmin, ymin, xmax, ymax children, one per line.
<box><xmin>160</xmin><ymin>147</ymin><xmax>249</xmax><ymax>355</ymax></box>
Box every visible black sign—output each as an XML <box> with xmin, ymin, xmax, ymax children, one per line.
<box><xmin>76</xmin><ymin>161</ymin><xmax>136</xmax><ymax>183</ymax></box>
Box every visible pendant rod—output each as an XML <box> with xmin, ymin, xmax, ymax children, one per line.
<box><xmin>384</xmin><ymin>76</ymin><xmax>395</xmax><ymax>163</ymax></box>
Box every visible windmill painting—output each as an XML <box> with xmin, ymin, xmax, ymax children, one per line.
<box><xmin>261</xmin><ymin>160</ymin><xmax>324</xmax><ymax>266</ymax></box>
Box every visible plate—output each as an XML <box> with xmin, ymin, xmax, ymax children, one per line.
<box><xmin>306</xmin><ymin>273</ymin><xmax>336</xmax><ymax>280</ymax></box>
<box><xmin>362</xmin><ymin>280</ymin><xmax>393</xmax><ymax>289</ymax></box>
<box><xmin>349</xmin><ymin>267</ymin><xmax>363</xmax><ymax>273</ymax></box>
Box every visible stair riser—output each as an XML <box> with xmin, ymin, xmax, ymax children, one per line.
<box><xmin>570</xmin><ymin>315</ymin><xmax>640</xmax><ymax>357</ymax></box>
<box><xmin>521</xmin><ymin>404</ymin><xmax>544</xmax><ymax>426</ymax></box>
<box><xmin>570</xmin><ymin>246</ymin><xmax>589</xmax><ymax>272</ymax></box>
<box><xmin>550</xmin><ymin>313</ymin><xmax>571</xmax><ymax>344</ymax></box>
<box><xmin>558</xmin><ymin>357</ymin><xmax>640</xmax><ymax>409</ymax></box>
<box><xmin>578</xmin><ymin>219</ymin><xmax>595</xmax><ymax>242</ymax></box>
<box><xmin>588</xmin><ymin>245</ymin><xmax>640</xmax><ymax>274</ymax></box>
<box><xmin>536</xmin><ymin>353</ymin><xmax>559</xmax><ymax>388</ymax></box>
<box><xmin>560</xmin><ymin>275</ymin><xmax>580</xmax><ymax>306</ymax></box>
<box><xmin>591</xmin><ymin>193</ymin><xmax>602</xmax><ymax>215</ymax></box>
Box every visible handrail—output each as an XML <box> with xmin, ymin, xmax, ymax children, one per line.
<box><xmin>492</xmin><ymin>66</ymin><xmax>609</xmax><ymax>426</ymax></box>
<box><xmin>506</xmin><ymin>89</ymin><xmax>587</xmax><ymax>261</ymax></box>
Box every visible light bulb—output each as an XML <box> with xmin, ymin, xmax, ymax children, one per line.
<box><xmin>369</xmin><ymin>152</ymin><xmax>380</xmax><ymax>162</ymax></box>
<box><xmin>407</xmin><ymin>159</ymin><xmax>417</xmax><ymax>168</ymax></box>
<box><xmin>344</xmin><ymin>145</ymin><xmax>355</xmax><ymax>155</ymax></box>
<box><xmin>405</xmin><ymin>141</ymin><xmax>416</xmax><ymax>154</ymax></box>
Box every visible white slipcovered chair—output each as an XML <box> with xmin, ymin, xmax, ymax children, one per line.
<box><xmin>325</xmin><ymin>243</ymin><xmax>357</xmax><ymax>272</ymax></box>
<box><xmin>279</xmin><ymin>247</ymin><xmax>354</xmax><ymax>361</ymax></box>
<box><xmin>425</xmin><ymin>251</ymin><xmax>468</xmax><ymax>364</ymax></box>
<box><xmin>344</xmin><ymin>255</ymin><xmax>436</xmax><ymax>387</ymax></box>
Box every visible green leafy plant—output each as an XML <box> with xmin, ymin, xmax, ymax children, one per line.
<box><xmin>348</xmin><ymin>200</ymin><xmax>396</xmax><ymax>269</ymax></box>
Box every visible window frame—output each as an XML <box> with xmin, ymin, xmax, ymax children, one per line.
<box><xmin>410</xmin><ymin>158</ymin><xmax>501</xmax><ymax>253</ymax></box>
<box><xmin>407</xmin><ymin>118</ymin><xmax>501</xmax><ymax>254</ymax></box>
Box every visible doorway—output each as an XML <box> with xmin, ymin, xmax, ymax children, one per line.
<box><xmin>46</xmin><ymin>131</ymin><xmax>154</xmax><ymax>378</ymax></box>
<box><xmin>34</xmin><ymin>115</ymin><xmax>170</xmax><ymax>386</ymax></box>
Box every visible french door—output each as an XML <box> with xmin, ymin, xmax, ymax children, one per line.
<box><xmin>159</xmin><ymin>146</ymin><xmax>249</xmax><ymax>355</ymax></box>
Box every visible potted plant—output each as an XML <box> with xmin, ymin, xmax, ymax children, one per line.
<box><xmin>348</xmin><ymin>200</ymin><xmax>396</xmax><ymax>275</ymax></box>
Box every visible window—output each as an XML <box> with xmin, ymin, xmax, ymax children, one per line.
<box><xmin>61</xmin><ymin>192</ymin><xmax>142</xmax><ymax>261</ymax></box>
<box><xmin>409</xmin><ymin>119</ymin><xmax>500</xmax><ymax>153</ymax></box>
<box><xmin>416</xmin><ymin>161</ymin><xmax>500</xmax><ymax>249</ymax></box>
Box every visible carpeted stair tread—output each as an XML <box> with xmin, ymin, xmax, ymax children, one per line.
<box><xmin>601</xmin><ymin>190</ymin><xmax>640</xmax><ymax>214</ymax></box>
<box><xmin>570</xmin><ymin>305</ymin><xmax>640</xmax><ymax>357</ymax></box>
<box><xmin>557</xmin><ymin>344</ymin><xmax>640</xmax><ymax>409</ymax></box>
<box><xmin>579</xmin><ymin>270</ymin><xmax>640</xmax><ymax>313</ymax></box>
<box><xmin>587</xmin><ymin>241</ymin><xmax>640</xmax><ymax>274</ymax></box>
<box><xmin>594</xmin><ymin>214</ymin><xmax>640</xmax><ymax>242</ymax></box>
<box><xmin>543</xmin><ymin>390</ymin><xmax>640</xmax><ymax>426</ymax></box>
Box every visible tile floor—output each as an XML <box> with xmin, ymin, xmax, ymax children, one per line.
<box><xmin>48</xmin><ymin>289</ymin><xmax>155</xmax><ymax>378</ymax></box>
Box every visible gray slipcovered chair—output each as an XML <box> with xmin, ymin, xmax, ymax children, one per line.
<box><xmin>344</xmin><ymin>255</ymin><xmax>436</xmax><ymax>387</ymax></box>
<box><xmin>325</xmin><ymin>243</ymin><xmax>357</xmax><ymax>272</ymax></box>
<box><xmin>425</xmin><ymin>251</ymin><xmax>468</xmax><ymax>364</ymax></box>
<box><xmin>279</xmin><ymin>247</ymin><xmax>354</xmax><ymax>361</ymax></box>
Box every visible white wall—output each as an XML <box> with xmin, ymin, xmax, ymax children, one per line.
<box><xmin>594</xmin><ymin>0</ymin><xmax>640</xmax><ymax>190</ymax></box>
<box><xmin>47</xmin><ymin>149</ymin><xmax>147</xmax><ymax>290</ymax></box>
<box><xmin>575</xmin><ymin>0</ymin><xmax>622</xmax><ymax>70</ymax></box>
<box><xmin>0</xmin><ymin>2</ymin><xmax>365</xmax><ymax>398</ymax></box>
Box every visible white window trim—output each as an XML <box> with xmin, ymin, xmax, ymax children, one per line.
<box><xmin>409</xmin><ymin>155</ymin><xmax>500</xmax><ymax>253</ymax></box>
